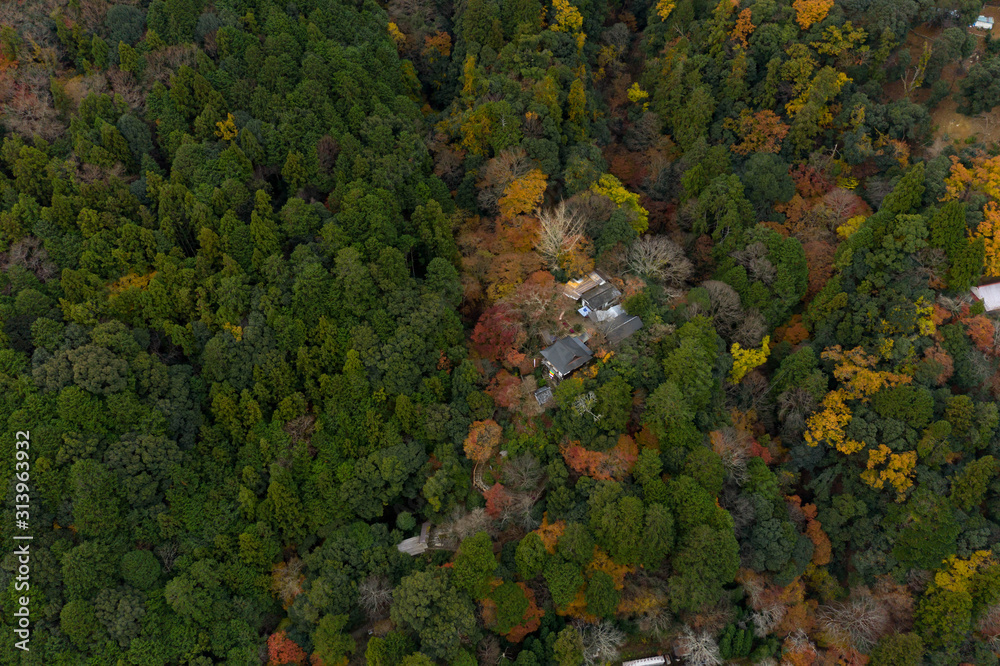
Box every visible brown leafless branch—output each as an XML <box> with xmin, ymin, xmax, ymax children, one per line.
<box><xmin>535</xmin><ymin>201</ymin><xmax>586</xmax><ymax>271</ymax></box>
<box><xmin>627</xmin><ymin>235</ymin><xmax>693</xmax><ymax>287</ymax></box>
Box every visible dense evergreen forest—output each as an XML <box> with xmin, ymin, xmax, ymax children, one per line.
<box><xmin>4</xmin><ymin>0</ymin><xmax>1000</xmax><ymax>664</ymax></box>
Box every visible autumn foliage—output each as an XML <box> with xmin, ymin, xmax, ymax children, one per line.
<box><xmin>464</xmin><ymin>419</ymin><xmax>503</xmax><ymax>463</ymax></box>
<box><xmin>532</xmin><ymin>513</ymin><xmax>566</xmax><ymax>553</ymax></box>
<box><xmin>860</xmin><ymin>444</ymin><xmax>917</xmax><ymax>501</ymax></box>
<box><xmin>484</xmin><ymin>483</ymin><xmax>515</xmax><ymax>518</ymax></box>
<box><xmin>471</xmin><ymin>304</ymin><xmax>527</xmax><ymax>365</ymax></box>
<box><xmin>499</xmin><ymin>169</ymin><xmax>547</xmax><ymax>219</ymax></box>
<box><xmin>725</xmin><ymin>109</ymin><xmax>789</xmax><ymax>155</ymax></box>
<box><xmin>805</xmin><ymin>346</ymin><xmax>912</xmax><ymax>456</ymax></box>
<box><xmin>978</xmin><ymin>202</ymin><xmax>1000</xmax><ymax>277</ymax></box>
<box><xmin>561</xmin><ymin>435</ymin><xmax>638</xmax><ymax>480</ymax></box>
<box><xmin>922</xmin><ymin>344</ymin><xmax>954</xmax><ymax>386</ymax></box>
<box><xmin>268</xmin><ymin>631</ymin><xmax>308</xmax><ymax>665</ymax></box>
<box><xmin>504</xmin><ymin>583</ymin><xmax>545</xmax><ymax>642</ymax></box>
<box><xmin>792</xmin><ymin>0</ymin><xmax>834</xmax><ymax>29</ymax></box>
<box><xmin>730</xmin><ymin>9</ymin><xmax>755</xmax><ymax>48</ymax></box>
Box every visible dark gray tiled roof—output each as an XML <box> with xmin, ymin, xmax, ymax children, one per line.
<box><xmin>580</xmin><ymin>283</ymin><xmax>621</xmax><ymax>310</ymax></box>
<box><xmin>605</xmin><ymin>315</ymin><xmax>643</xmax><ymax>346</ymax></box>
<box><xmin>540</xmin><ymin>336</ymin><xmax>593</xmax><ymax>375</ymax></box>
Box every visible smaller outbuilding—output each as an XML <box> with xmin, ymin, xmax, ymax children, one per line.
<box><xmin>540</xmin><ymin>336</ymin><xmax>593</xmax><ymax>380</ymax></box>
<box><xmin>605</xmin><ymin>314</ymin><xmax>644</xmax><ymax>346</ymax></box>
<box><xmin>533</xmin><ymin>386</ymin><xmax>554</xmax><ymax>407</ymax></box>
<box><xmin>396</xmin><ymin>522</ymin><xmax>432</xmax><ymax>556</ymax></box>
<box><xmin>973</xmin><ymin>14</ymin><xmax>995</xmax><ymax>30</ymax></box>
<box><xmin>622</xmin><ymin>656</ymin><xmax>670</xmax><ymax>666</ymax></box>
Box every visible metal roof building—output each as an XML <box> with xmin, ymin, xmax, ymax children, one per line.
<box><xmin>971</xmin><ymin>282</ymin><xmax>1000</xmax><ymax>311</ymax></box>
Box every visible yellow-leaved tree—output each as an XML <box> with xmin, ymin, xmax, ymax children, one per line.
<box><xmin>730</xmin><ymin>336</ymin><xmax>770</xmax><ymax>383</ymax></box>
<box><xmin>655</xmin><ymin>0</ymin><xmax>675</xmax><ymax>22</ymax></box>
<box><xmin>859</xmin><ymin>444</ymin><xmax>917</xmax><ymax>501</ymax></box>
<box><xmin>590</xmin><ymin>174</ymin><xmax>649</xmax><ymax>234</ymax></box>
<box><xmin>215</xmin><ymin>113</ymin><xmax>238</xmax><ymax>141</ymax></box>
<box><xmin>550</xmin><ymin>0</ymin><xmax>586</xmax><ymax>50</ymax></box>
<box><xmin>934</xmin><ymin>551</ymin><xmax>997</xmax><ymax>593</ymax></box>
<box><xmin>804</xmin><ymin>346</ymin><xmax>912</xmax><ymax>456</ymax></box>
<box><xmin>978</xmin><ymin>202</ymin><xmax>1000</xmax><ymax>277</ymax></box>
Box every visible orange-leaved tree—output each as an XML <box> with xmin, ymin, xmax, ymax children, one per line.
<box><xmin>483</xmin><ymin>483</ymin><xmax>515</xmax><ymax>518</ymax></box>
<box><xmin>730</xmin><ymin>8</ymin><xmax>754</xmax><ymax>48</ymax></box>
<box><xmin>499</xmin><ymin>169</ymin><xmax>547</xmax><ymax>219</ymax></box>
<box><xmin>792</xmin><ymin>0</ymin><xmax>834</xmax><ymax>29</ymax></box>
<box><xmin>267</xmin><ymin>631</ymin><xmax>308</xmax><ymax>665</ymax></box>
<box><xmin>464</xmin><ymin>419</ymin><xmax>503</xmax><ymax>463</ymax></box>
<box><xmin>724</xmin><ymin>109</ymin><xmax>789</xmax><ymax>155</ymax></box>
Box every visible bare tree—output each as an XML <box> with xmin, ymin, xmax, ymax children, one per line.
<box><xmin>901</xmin><ymin>42</ymin><xmax>932</xmax><ymax>99</ymax></box>
<box><xmin>637</xmin><ymin>606</ymin><xmax>672</xmax><ymax>636</ymax></box>
<box><xmin>572</xmin><ymin>391</ymin><xmax>602</xmax><ymax>422</ymax></box>
<box><xmin>817</xmin><ymin>593</ymin><xmax>890</xmax><ymax>652</ymax></box>
<box><xmin>937</xmin><ymin>292</ymin><xmax>974</xmax><ymax>317</ymax></box>
<box><xmin>675</xmin><ymin>625</ymin><xmax>722</xmax><ymax>666</ymax></box>
<box><xmin>785</xmin><ymin>628</ymin><xmax>816</xmax><ymax>654</ymax></box>
<box><xmin>3</xmin><ymin>88</ymin><xmax>63</xmax><ymax>141</ymax></box>
<box><xmin>578</xmin><ymin>620</ymin><xmax>626</xmax><ymax>666</ymax></box>
<box><xmin>751</xmin><ymin>604</ymin><xmax>786</xmax><ymax>637</ymax></box>
<box><xmin>731</xmin><ymin>309</ymin><xmax>768</xmax><ymax>348</ymax></box>
<box><xmin>906</xmin><ymin>568</ymin><xmax>932</xmax><ymax>594</ymax></box>
<box><xmin>108</xmin><ymin>69</ymin><xmax>146</xmax><ymax>111</ymax></box>
<box><xmin>440</xmin><ymin>507</ymin><xmax>493</xmax><ymax>543</ymax></box>
<box><xmin>778</xmin><ymin>387</ymin><xmax>818</xmax><ymax>438</ymax></box>
<box><xmin>627</xmin><ymin>235</ymin><xmax>693</xmax><ymax>288</ymax></box>
<box><xmin>359</xmin><ymin>574</ymin><xmax>394</xmax><ymax>621</ymax></box>
<box><xmin>823</xmin><ymin>187</ymin><xmax>862</xmax><ymax>223</ymax></box>
<box><xmin>503</xmin><ymin>453</ymin><xmax>544</xmax><ymax>491</ymax></box>
<box><xmin>477</xmin><ymin>634</ymin><xmax>502</xmax><ymax>665</ymax></box>
<box><xmin>271</xmin><ymin>557</ymin><xmax>305</xmax><ymax>608</ymax></box>
<box><xmin>2</xmin><ymin>236</ymin><xmax>57</xmax><ymax>282</ymax></box>
<box><xmin>711</xmin><ymin>427</ymin><xmax>752</xmax><ymax>486</ymax></box>
<box><xmin>700</xmin><ymin>280</ymin><xmax>744</xmax><ymax>337</ymax></box>
<box><xmin>535</xmin><ymin>202</ymin><xmax>587</xmax><ymax>271</ymax></box>
<box><xmin>732</xmin><ymin>242</ymin><xmax>775</xmax><ymax>285</ymax></box>
<box><xmin>978</xmin><ymin>603</ymin><xmax>1000</xmax><ymax>651</ymax></box>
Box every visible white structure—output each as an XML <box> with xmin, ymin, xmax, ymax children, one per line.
<box><xmin>592</xmin><ymin>304</ymin><xmax>625</xmax><ymax>322</ymax></box>
<box><xmin>621</xmin><ymin>657</ymin><xmax>669</xmax><ymax>666</ymax></box>
<box><xmin>973</xmin><ymin>15</ymin><xmax>995</xmax><ymax>30</ymax></box>
<box><xmin>396</xmin><ymin>522</ymin><xmax>432</xmax><ymax>556</ymax></box>
<box><xmin>971</xmin><ymin>282</ymin><xmax>1000</xmax><ymax>311</ymax></box>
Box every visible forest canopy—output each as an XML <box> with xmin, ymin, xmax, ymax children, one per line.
<box><xmin>1</xmin><ymin>0</ymin><xmax>1000</xmax><ymax>665</ymax></box>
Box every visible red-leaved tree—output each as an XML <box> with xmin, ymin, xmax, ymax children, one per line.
<box><xmin>267</xmin><ymin>631</ymin><xmax>308</xmax><ymax>665</ymax></box>
<box><xmin>471</xmin><ymin>304</ymin><xmax>528</xmax><ymax>368</ymax></box>
<box><xmin>484</xmin><ymin>483</ymin><xmax>515</xmax><ymax>519</ymax></box>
